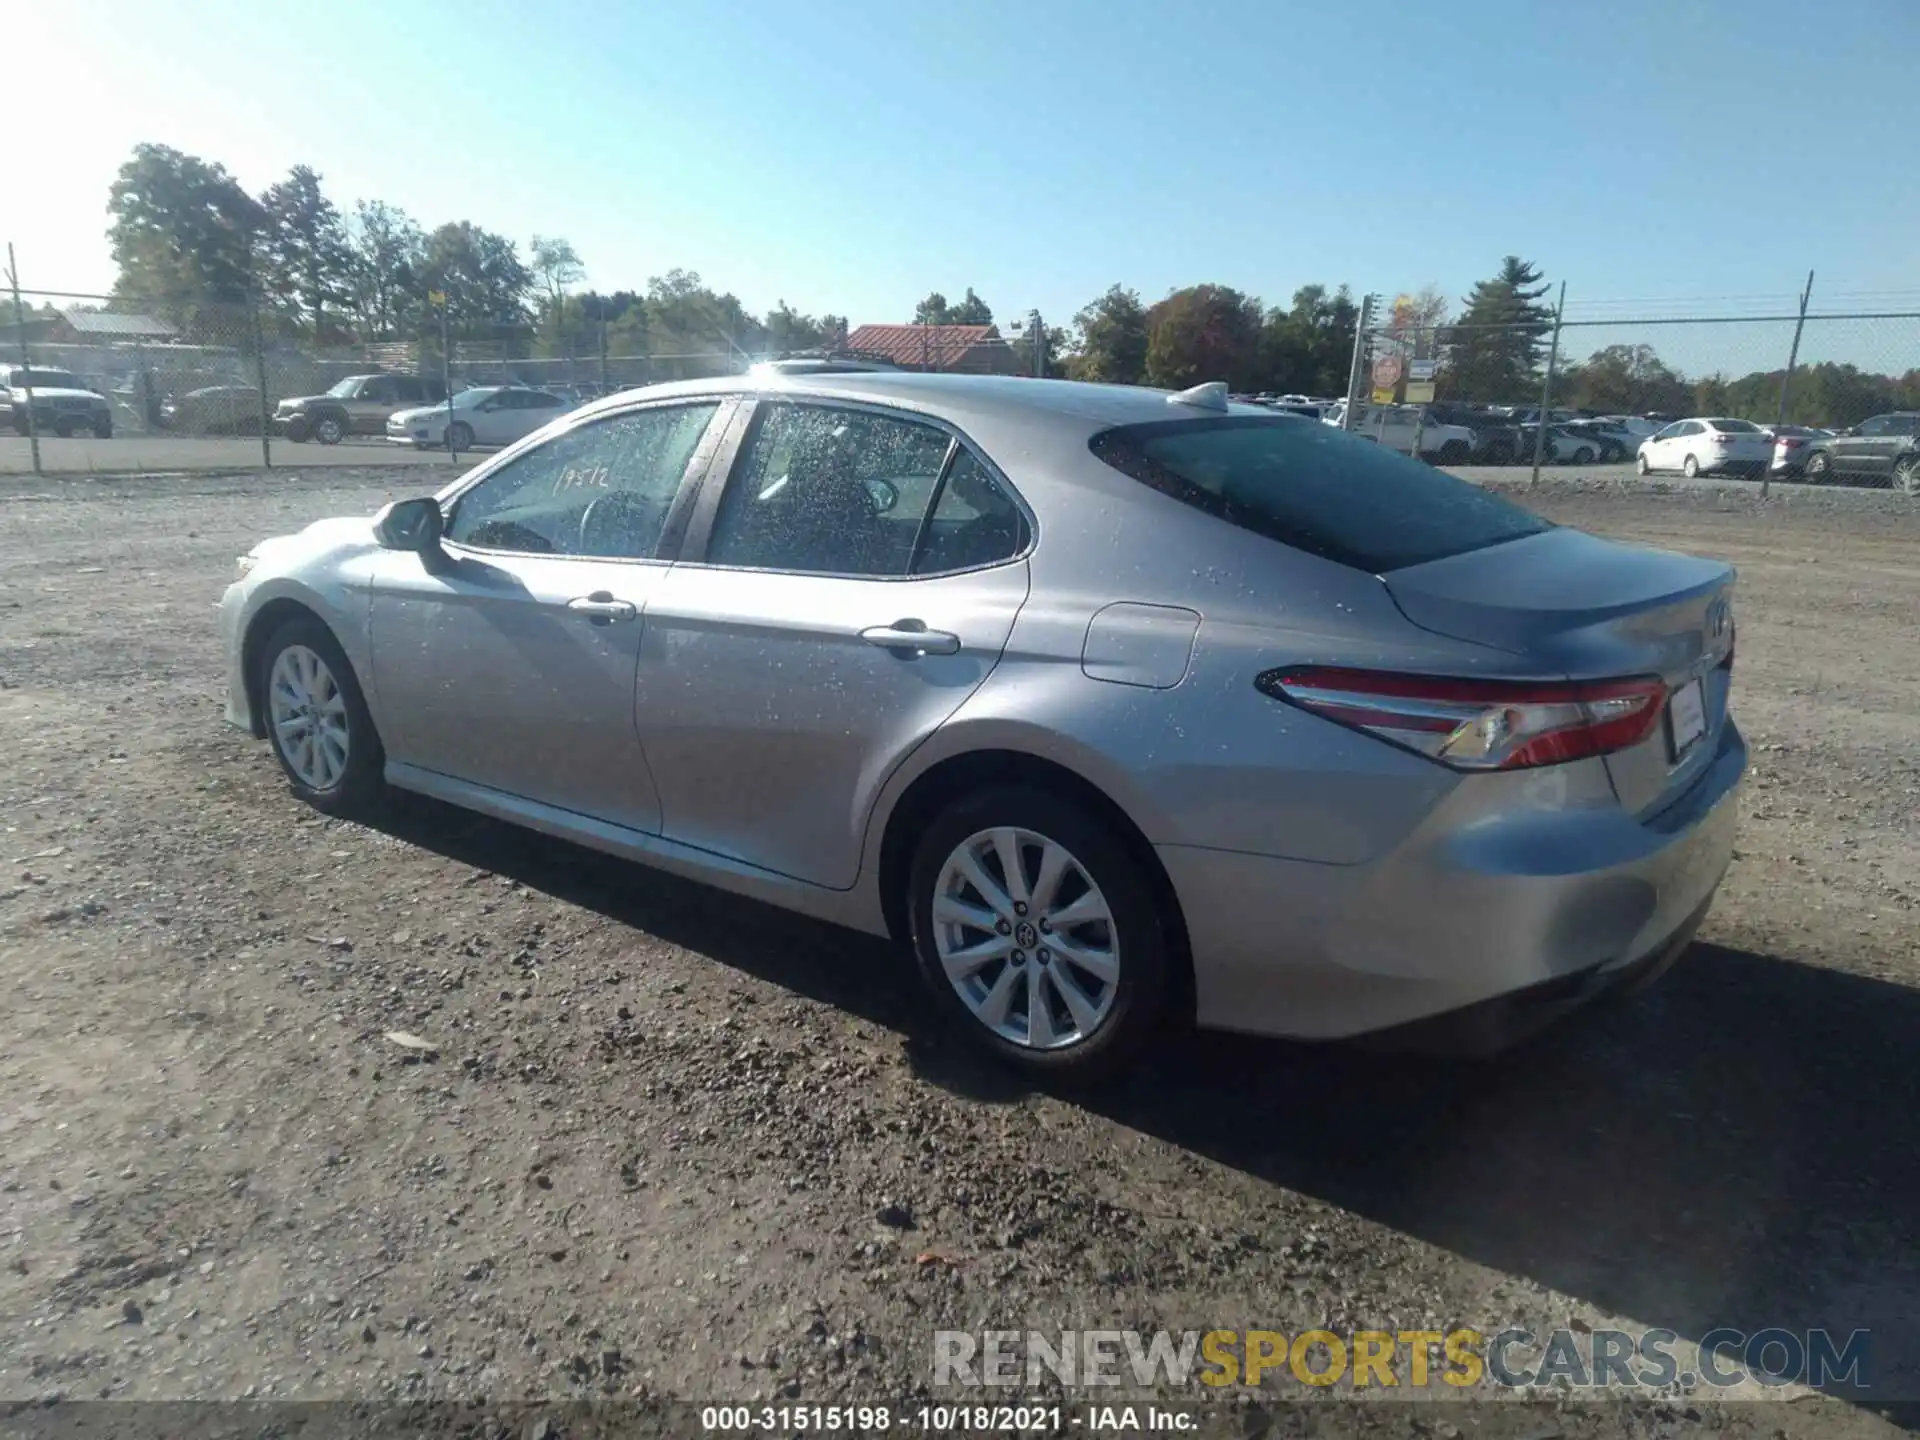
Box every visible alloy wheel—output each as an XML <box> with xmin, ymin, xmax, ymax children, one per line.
<box><xmin>931</xmin><ymin>827</ymin><xmax>1120</xmax><ymax>1051</ymax></box>
<box><xmin>267</xmin><ymin>644</ymin><xmax>351</xmax><ymax>791</ymax></box>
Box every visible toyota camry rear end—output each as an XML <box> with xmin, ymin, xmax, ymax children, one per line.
<box><xmin>1064</xmin><ymin>402</ymin><xmax>1746</xmax><ymax>1053</ymax></box>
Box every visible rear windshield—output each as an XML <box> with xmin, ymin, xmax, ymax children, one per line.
<box><xmin>1708</xmin><ymin>418</ymin><xmax>1761</xmax><ymax>432</ymax></box>
<box><xmin>1089</xmin><ymin>415</ymin><xmax>1551</xmax><ymax>573</ymax></box>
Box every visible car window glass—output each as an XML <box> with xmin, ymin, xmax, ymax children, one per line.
<box><xmin>1857</xmin><ymin>417</ymin><xmax>1886</xmax><ymax>435</ymax></box>
<box><xmin>445</xmin><ymin>402</ymin><xmax>720</xmax><ymax>559</ymax></box>
<box><xmin>911</xmin><ymin>451</ymin><xmax>1028</xmax><ymax>574</ymax></box>
<box><xmin>707</xmin><ymin>403</ymin><xmax>952</xmax><ymax>577</ymax></box>
<box><xmin>1090</xmin><ymin>415</ymin><xmax>1550</xmax><ymax>574</ymax></box>
<box><xmin>396</xmin><ymin>378</ymin><xmax>422</xmax><ymax>403</ymax></box>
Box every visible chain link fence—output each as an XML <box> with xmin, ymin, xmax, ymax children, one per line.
<box><xmin>1356</xmin><ymin>301</ymin><xmax>1920</xmax><ymax>493</ymax></box>
<box><xmin>1</xmin><ymin>273</ymin><xmax>747</xmax><ymax>474</ymax></box>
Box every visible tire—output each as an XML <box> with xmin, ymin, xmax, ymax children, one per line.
<box><xmin>53</xmin><ymin>417</ymin><xmax>77</xmax><ymax>438</ymax></box>
<box><xmin>1573</xmin><ymin>446</ymin><xmax>1595</xmax><ymax>465</ymax></box>
<box><xmin>1805</xmin><ymin>451</ymin><xmax>1831</xmax><ymax>482</ymax></box>
<box><xmin>907</xmin><ymin>786</ymin><xmax>1172</xmax><ymax>1081</ymax></box>
<box><xmin>313</xmin><ymin>414</ymin><xmax>346</xmax><ymax>446</ymax></box>
<box><xmin>448</xmin><ymin>421</ymin><xmax>474</xmax><ymax>453</ymax></box>
<box><xmin>255</xmin><ymin>615</ymin><xmax>385</xmax><ymax>817</ymax></box>
<box><xmin>1897</xmin><ymin>456</ymin><xmax>1920</xmax><ymax>496</ymax></box>
<box><xmin>284</xmin><ymin>416</ymin><xmax>312</xmax><ymax>443</ymax></box>
<box><xmin>1682</xmin><ymin>454</ymin><xmax>1700</xmax><ymax>479</ymax></box>
<box><xmin>1635</xmin><ymin>452</ymin><xmax>1650</xmax><ymax>475</ymax></box>
<box><xmin>1436</xmin><ymin>440</ymin><xmax>1471</xmax><ymax>465</ymax></box>
<box><xmin>91</xmin><ymin>417</ymin><xmax>112</xmax><ymax>439</ymax></box>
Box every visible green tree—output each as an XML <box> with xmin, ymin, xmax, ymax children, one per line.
<box><xmin>913</xmin><ymin>291</ymin><xmax>952</xmax><ymax>326</ymax></box>
<box><xmin>1444</xmin><ymin>257</ymin><xmax>1554</xmax><ymax>403</ymax></box>
<box><xmin>421</xmin><ymin>222</ymin><xmax>534</xmax><ymax>340</ymax></box>
<box><xmin>1066</xmin><ymin>284</ymin><xmax>1149</xmax><ymax>383</ymax></box>
<box><xmin>107</xmin><ymin>143</ymin><xmax>264</xmax><ymax>311</ymax></box>
<box><xmin>529</xmin><ymin>235</ymin><xmax>585</xmax><ymax>345</ymax></box>
<box><xmin>949</xmin><ymin>287</ymin><xmax>993</xmax><ymax>325</ymax></box>
<box><xmin>764</xmin><ymin>300</ymin><xmax>847</xmax><ymax>355</ymax></box>
<box><xmin>344</xmin><ymin>200</ymin><xmax>426</xmax><ymax>340</ymax></box>
<box><xmin>1259</xmin><ymin>284</ymin><xmax>1359</xmax><ymax>396</ymax></box>
<box><xmin>258</xmin><ymin>165</ymin><xmax>351</xmax><ymax>333</ymax></box>
<box><xmin>1145</xmin><ymin>285</ymin><xmax>1265</xmax><ymax>391</ymax></box>
<box><xmin>1562</xmin><ymin>344</ymin><xmax>1691</xmax><ymax>415</ymax></box>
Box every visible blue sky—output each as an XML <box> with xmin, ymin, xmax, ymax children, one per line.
<box><xmin>10</xmin><ymin>0</ymin><xmax>1918</xmax><ymax>372</ymax></box>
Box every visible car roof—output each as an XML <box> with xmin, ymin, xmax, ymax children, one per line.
<box><xmin>569</xmin><ymin>371</ymin><xmax>1275</xmax><ymax>434</ymax></box>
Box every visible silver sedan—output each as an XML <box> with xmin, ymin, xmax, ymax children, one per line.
<box><xmin>220</xmin><ymin>373</ymin><xmax>1746</xmax><ymax>1076</ymax></box>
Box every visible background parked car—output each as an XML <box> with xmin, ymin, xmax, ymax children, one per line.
<box><xmin>1557</xmin><ymin>420</ymin><xmax>1634</xmax><ymax>462</ymax></box>
<box><xmin>1763</xmin><ymin>424</ymin><xmax>1831</xmax><ymax>479</ymax></box>
<box><xmin>386</xmin><ymin>385</ymin><xmax>571</xmax><ymax>450</ymax></box>
<box><xmin>1635</xmin><ymin>418</ymin><xmax>1772</xmax><ymax>478</ymax></box>
<box><xmin>1</xmin><ymin>364</ymin><xmax>114</xmax><ymax>437</ymax></box>
<box><xmin>274</xmin><ymin>373</ymin><xmax>447</xmax><ymax>444</ymax></box>
<box><xmin>1800</xmin><ymin>413</ymin><xmax>1920</xmax><ymax>491</ymax></box>
<box><xmin>160</xmin><ymin>384</ymin><xmax>265</xmax><ymax>435</ymax></box>
<box><xmin>1321</xmin><ymin>402</ymin><xmax>1477</xmax><ymax>462</ymax></box>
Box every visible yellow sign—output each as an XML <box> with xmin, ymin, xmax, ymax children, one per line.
<box><xmin>1370</xmin><ymin>386</ymin><xmax>1395</xmax><ymax>405</ymax></box>
<box><xmin>428</xmin><ymin>290</ymin><xmax>447</xmax><ymax>306</ymax></box>
<box><xmin>1406</xmin><ymin>381</ymin><xmax>1436</xmax><ymax>403</ymax></box>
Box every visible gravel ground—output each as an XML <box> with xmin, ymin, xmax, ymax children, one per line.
<box><xmin>1</xmin><ymin>468</ymin><xmax>1916</xmax><ymax>1436</ymax></box>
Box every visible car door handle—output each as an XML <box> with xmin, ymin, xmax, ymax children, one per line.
<box><xmin>567</xmin><ymin>593</ymin><xmax>637</xmax><ymax>624</ymax></box>
<box><xmin>861</xmin><ymin>622</ymin><xmax>961</xmax><ymax>656</ymax></box>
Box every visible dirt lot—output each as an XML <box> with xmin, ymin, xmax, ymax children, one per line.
<box><xmin>1</xmin><ymin>469</ymin><xmax>1916</xmax><ymax>1435</ymax></box>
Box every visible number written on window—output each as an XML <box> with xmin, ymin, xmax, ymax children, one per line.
<box><xmin>445</xmin><ymin>403</ymin><xmax>719</xmax><ymax>559</ymax></box>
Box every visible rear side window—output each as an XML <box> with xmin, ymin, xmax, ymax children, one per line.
<box><xmin>1089</xmin><ymin>415</ymin><xmax>1550</xmax><ymax>574</ymax></box>
<box><xmin>1710</xmin><ymin>418</ymin><xmax>1760</xmax><ymax>433</ymax></box>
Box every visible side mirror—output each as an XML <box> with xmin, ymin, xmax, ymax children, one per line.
<box><xmin>374</xmin><ymin>497</ymin><xmax>445</xmax><ymax>557</ymax></box>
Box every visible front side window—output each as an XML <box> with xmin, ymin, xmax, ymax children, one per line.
<box><xmin>1089</xmin><ymin>415</ymin><xmax>1550</xmax><ymax>574</ymax></box>
<box><xmin>445</xmin><ymin>402</ymin><xmax>720</xmax><ymax>559</ymax></box>
<box><xmin>706</xmin><ymin>403</ymin><xmax>953</xmax><ymax>577</ymax></box>
<box><xmin>1856</xmin><ymin>416</ymin><xmax>1888</xmax><ymax>436</ymax></box>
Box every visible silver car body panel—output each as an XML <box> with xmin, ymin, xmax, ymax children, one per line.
<box><xmin>221</xmin><ymin>372</ymin><xmax>1745</xmax><ymax>1041</ymax></box>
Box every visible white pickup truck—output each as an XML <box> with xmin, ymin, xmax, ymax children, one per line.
<box><xmin>1322</xmin><ymin>402</ymin><xmax>1475</xmax><ymax>463</ymax></box>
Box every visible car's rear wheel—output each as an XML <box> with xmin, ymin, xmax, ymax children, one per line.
<box><xmin>1573</xmin><ymin>445</ymin><xmax>1595</xmax><ymax>465</ymax></box>
<box><xmin>908</xmin><ymin>788</ymin><xmax>1170</xmax><ymax>1080</ymax></box>
<box><xmin>1682</xmin><ymin>454</ymin><xmax>1700</xmax><ymax>478</ymax></box>
<box><xmin>1805</xmin><ymin>451</ymin><xmax>1831</xmax><ymax>482</ymax></box>
<box><xmin>257</xmin><ymin>616</ymin><xmax>384</xmax><ymax>816</ymax></box>
<box><xmin>1436</xmin><ymin>440</ymin><xmax>1471</xmax><ymax>465</ymax></box>
<box><xmin>313</xmin><ymin>414</ymin><xmax>346</xmax><ymax>446</ymax></box>
<box><xmin>448</xmin><ymin>421</ymin><xmax>474</xmax><ymax>453</ymax></box>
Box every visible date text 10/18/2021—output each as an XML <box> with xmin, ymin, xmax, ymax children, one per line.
<box><xmin>701</xmin><ymin>1404</ymin><xmax>1192</xmax><ymax>1431</ymax></box>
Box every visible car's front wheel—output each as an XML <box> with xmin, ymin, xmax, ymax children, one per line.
<box><xmin>1805</xmin><ymin>451</ymin><xmax>1831</xmax><ymax>482</ymax></box>
<box><xmin>908</xmin><ymin>788</ymin><xmax>1171</xmax><ymax>1079</ymax></box>
<box><xmin>257</xmin><ymin>616</ymin><xmax>384</xmax><ymax>816</ymax></box>
<box><xmin>1636</xmin><ymin>452</ymin><xmax>1651</xmax><ymax>475</ymax></box>
<box><xmin>448</xmin><ymin>421</ymin><xmax>475</xmax><ymax>453</ymax></box>
<box><xmin>1896</xmin><ymin>456</ymin><xmax>1920</xmax><ymax>496</ymax></box>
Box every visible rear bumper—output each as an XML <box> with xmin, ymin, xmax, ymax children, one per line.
<box><xmin>1161</xmin><ymin>719</ymin><xmax>1746</xmax><ymax>1044</ymax></box>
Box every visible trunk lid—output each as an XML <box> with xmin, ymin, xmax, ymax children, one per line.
<box><xmin>1381</xmin><ymin>527</ymin><xmax>1736</xmax><ymax>814</ymax></box>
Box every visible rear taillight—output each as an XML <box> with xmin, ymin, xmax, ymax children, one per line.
<box><xmin>1779</xmin><ymin>436</ymin><xmax>1805</xmax><ymax>449</ymax></box>
<box><xmin>1257</xmin><ymin>667</ymin><xmax>1668</xmax><ymax>771</ymax></box>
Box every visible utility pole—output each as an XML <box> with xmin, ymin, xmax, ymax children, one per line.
<box><xmin>1342</xmin><ymin>293</ymin><xmax>1377</xmax><ymax>432</ymax></box>
<box><xmin>1762</xmin><ymin>269</ymin><xmax>1814</xmax><ymax>501</ymax></box>
<box><xmin>1527</xmin><ymin>281</ymin><xmax>1568</xmax><ymax>490</ymax></box>
<box><xmin>1029</xmin><ymin>309</ymin><xmax>1044</xmax><ymax>378</ymax></box>
<box><xmin>6</xmin><ymin>244</ymin><xmax>40</xmax><ymax>475</ymax></box>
